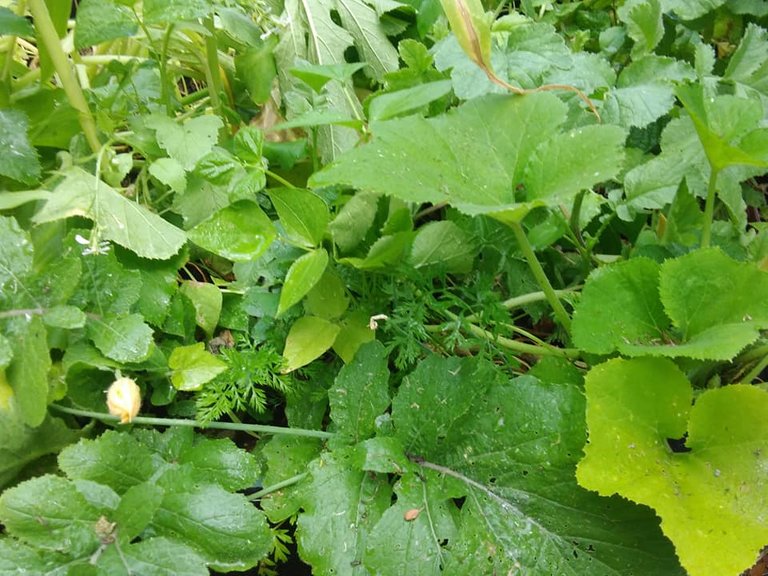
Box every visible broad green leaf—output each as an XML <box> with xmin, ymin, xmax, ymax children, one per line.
<box><xmin>368</xmin><ymin>80</ymin><xmax>453</xmax><ymax>121</ymax></box>
<box><xmin>724</xmin><ymin>23</ymin><xmax>768</xmax><ymax>94</ymax></box>
<box><xmin>72</xmin><ymin>249</ymin><xmax>141</xmax><ymax>316</ymax></box>
<box><xmin>328</xmin><ymin>192</ymin><xmax>379</xmax><ymax>252</ymax></box>
<box><xmin>409</xmin><ymin>220</ymin><xmax>476</xmax><ymax>273</ymax></box>
<box><xmin>168</xmin><ymin>343</ymin><xmax>227</xmax><ymax>391</ymax></box>
<box><xmin>96</xmin><ymin>537</ymin><xmax>208</xmax><ymax>576</ymax></box>
<box><xmin>662</xmin><ymin>0</ymin><xmax>726</xmax><ymax>20</ymax></box>
<box><xmin>290</xmin><ymin>62</ymin><xmax>367</xmax><ymax>93</ymax></box>
<box><xmin>58</xmin><ymin>431</ymin><xmax>158</xmax><ymax>494</ymax></box>
<box><xmin>178</xmin><ymin>438</ymin><xmax>261</xmax><ymax>492</ymax></box>
<box><xmin>332</xmin><ymin>310</ymin><xmax>376</xmax><ymax>363</ymax></box>
<box><xmin>660</xmin><ymin>248</ymin><xmax>768</xmax><ymax>338</ymax></box>
<box><xmin>5</xmin><ymin>317</ymin><xmax>50</xmax><ymax>427</ymax></box>
<box><xmin>335</xmin><ymin>0</ymin><xmax>399</xmax><ymax>81</ymax></box>
<box><xmin>572</xmin><ymin>258</ymin><xmax>668</xmax><ymax>354</ymax></box>
<box><xmin>295</xmin><ymin>451</ymin><xmax>392</xmax><ymax>575</ymax></box>
<box><xmin>304</xmin><ymin>268</ymin><xmax>350</xmax><ymax>320</ymax></box>
<box><xmin>74</xmin><ymin>0</ymin><xmax>137</xmax><ymax>49</ymax></box>
<box><xmin>42</xmin><ymin>305</ymin><xmax>86</xmax><ymax>329</ymax></box>
<box><xmin>260</xmin><ymin>436</ymin><xmax>322</xmax><ymax>523</ymax></box>
<box><xmin>0</xmin><ymin>190</ymin><xmax>51</xmax><ymax>210</ymax></box>
<box><xmin>617</xmin><ymin>0</ymin><xmax>663</xmax><ymax>56</ymax></box>
<box><xmin>154</xmin><ymin>115</ymin><xmax>223</xmax><ymax>170</ymax></box>
<box><xmin>312</xmin><ymin>94</ymin><xmax>625</xmax><ymax>222</ymax></box>
<box><xmin>153</xmin><ymin>484</ymin><xmax>272</xmax><ymax>571</ymax></box>
<box><xmin>0</xmin><ymin>7</ymin><xmax>34</xmax><ymax>36</ymax></box>
<box><xmin>0</xmin><ymin>216</ymin><xmax>33</xmax><ymax>292</ymax></box>
<box><xmin>341</xmin><ymin>231</ymin><xmax>413</xmax><ymax>269</ymax></box>
<box><xmin>277</xmin><ymin>248</ymin><xmax>329</xmax><ymax>316</ymax></box>
<box><xmin>187</xmin><ymin>200</ymin><xmax>276</xmax><ymax>262</ymax></box>
<box><xmin>577</xmin><ymin>357</ymin><xmax>768</xmax><ymax>576</ymax></box>
<box><xmin>0</xmin><ymin>539</ymin><xmax>72</xmax><ymax>574</ymax></box>
<box><xmin>178</xmin><ymin>281</ymin><xmax>222</xmax><ymax>336</ymax></box>
<box><xmin>143</xmin><ymin>0</ymin><xmax>210</xmax><ymax>25</ymax></box>
<box><xmin>149</xmin><ymin>157</ymin><xmax>187</xmax><ymax>194</ymax></box>
<box><xmin>88</xmin><ymin>314</ymin><xmax>154</xmax><ymax>363</ymax></box>
<box><xmin>114</xmin><ymin>482</ymin><xmax>165</xmax><ymax>541</ymax></box>
<box><xmin>236</xmin><ymin>40</ymin><xmax>278</xmax><ymax>105</ymax></box>
<box><xmin>233</xmin><ymin>126</ymin><xmax>265</xmax><ymax>164</ymax></box>
<box><xmin>328</xmin><ymin>341</ymin><xmax>389</xmax><ymax>443</ymax></box>
<box><xmin>601</xmin><ymin>84</ymin><xmax>676</xmax><ymax>129</ymax></box>
<box><xmin>0</xmin><ymin>412</ymin><xmax>78</xmax><ymax>489</ymax></box>
<box><xmin>282</xmin><ymin>316</ymin><xmax>340</xmax><ymax>372</ymax></box>
<box><xmin>0</xmin><ymin>475</ymin><xmax>102</xmax><ymax>556</ymax></box>
<box><xmin>0</xmin><ymin>109</ymin><xmax>41</xmax><ymax>185</ymax></box>
<box><xmin>33</xmin><ymin>168</ymin><xmax>186</xmax><ymax>260</ymax></box>
<box><xmin>268</xmin><ymin>188</ymin><xmax>329</xmax><ymax>247</ymax></box>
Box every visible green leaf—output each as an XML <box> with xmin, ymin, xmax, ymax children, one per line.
<box><xmin>328</xmin><ymin>192</ymin><xmax>379</xmax><ymax>252</ymax></box>
<box><xmin>236</xmin><ymin>40</ymin><xmax>278</xmax><ymax>105</ymax></box>
<box><xmin>5</xmin><ymin>317</ymin><xmax>50</xmax><ymax>427</ymax></box>
<box><xmin>42</xmin><ymin>305</ymin><xmax>87</xmax><ymax>329</ymax></box>
<box><xmin>74</xmin><ymin>0</ymin><xmax>137</xmax><ymax>49</ymax></box>
<box><xmin>0</xmin><ymin>539</ymin><xmax>72</xmax><ymax>574</ymax></box>
<box><xmin>662</xmin><ymin>0</ymin><xmax>726</xmax><ymax>20</ymax></box>
<box><xmin>303</xmin><ymin>268</ymin><xmax>350</xmax><ymax>320</ymax></box>
<box><xmin>409</xmin><ymin>220</ymin><xmax>476</xmax><ymax>273</ymax></box>
<box><xmin>0</xmin><ymin>7</ymin><xmax>34</xmax><ymax>36</ymax></box>
<box><xmin>282</xmin><ymin>316</ymin><xmax>340</xmax><ymax>372</ymax></box>
<box><xmin>601</xmin><ymin>84</ymin><xmax>676</xmax><ymax>129</ymax></box>
<box><xmin>88</xmin><ymin>314</ymin><xmax>154</xmax><ymax>363</ymax></box>
<box><xmin>0</xmin><ymin>216</ymin><xmax>33</xmax><ymax>293</ymax></box>
<box><xmin>295</xmin><ymin>451</ymin><xmax>392</xmax><ymax>575</ymax></box>
<box><xmin>290</xmin><ymin>62</ymin><xmax>366</xmax><ymax>93</ymax></box>
<box><xmin>169</xmin><ymin>343</ymin><xmax>228</xmax><ymax>391</ymax></box>
<box><xmin>277</xmin><ymin>248</ymin><xmax>329</xmax><ymax>316</ymax></box>
<box><xmin>187</xmin><ymin>200</ymin><xmax>276</xmax><ymax>262</ymax></box>
<box><xmin>97</xmin><ymin>537</ymin><xmax>208</xmax><ymax>576</ymax></box>
<box><xmin>178</xmin><ymin>437</ymin><xmax>261</xmax><ymax>492</ymax></box>
<box><xmin>153</xmin><ymin>484</ymin><xmax>272</xmax><ymax>571</ymax></box>
<box><xmin>143</xmin><ymin>0</ymin><xmax>210</xmax><ymax>25</ymax></box>
<box><xmin>178</xmin><ymin>281</ymin><xmax>222</xmax><ymax>336</ymax></box>
<box><xmin>328</xmin><ymin>341</ymin><xmax>390</xmax><ymax>443</ymax></box>
<box><xmin>577</xmin><ymin>357</ymin><xmax>768</xmax><ymax>576</ymax></box>
<box><xmin>114</xmin><ymin>482</ymin><xmax>165</xmax><ymax>541</ymax></box>
<box><xmin>0</xmin><ymin>475</ymin><xmax>102</xmax><ymax>556</ymax></box>
<box><xmin>335</xmin><ymin>0</ymin><xmax>399</xmax><ymax>82</ymax></box>
<box><xmin>312</xmin><ymin>94</ymin><xmax>625</xmax><ymax>222</ymax></box>
<box><xmin>438</xmin><ymin>0</ymin><xmax>493</xmax><ymax>70</ymax></box>
<box><xmin>33</xmin><ymin>168</ymin><xmax>186</xmax><ymax>260</ymax></box>
<box><xmin>332</xmin><ymin>310</ymin><xmax>376</xmax><ymax>363</ymax></box>
<box><xmin>58</xmin><ymin>431</ymin><xmax>158</xmax><ymax>494</ymax></box>
<box><xmin>572</xmin><ymin>258</ymin><xmax>669</xmax><ymax>354</ymax></box>
<box><xmin>154</xmin><ymin>115</ymin><xmax>223</xmax><ymax>171</ymax></box>
<box><xmin>260</xmin><ymin>436</ymin><xmax>322</xmax><ymax>523</ymax></box>
<box><xmin>724</xmin><ymin>23</ymin><xmax>768</xmax><ymax>94</ymax></box>
<box><xmin>617</xmin><ymin>0</ymin><xmax>663</xmax><ymax>56</ymax></box>
<box><xmin>268</xmin><ymin>188</ymin><xmax>329</xmax><ymax>247</ymax></box>
<box><xmin>149</xmin><ymin>157</ymin><xmax>187</xmax><ymax>194</ymax></box>
<box><xmin>73</xmin><ymin>249</ymin><xmax>141</xmax><ymax>316</ymax></box>
<box><xmin>368</xmin><ymin>80</ymin><xmax>453</xmax><ymax>121</ymax></box>
<box><xmin>0</xmin><ymin>109</ymin><xmax>41</xmax><ymax>185</ymax></box>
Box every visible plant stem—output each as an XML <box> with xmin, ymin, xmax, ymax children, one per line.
<box><xmin>509</xmin><ymin>221</ymin><xmax>572</xmax><ymax>334</ymax></box>
<box><xmin>28</xmin><ymin>0</ymin><xmax>101</xmax><ymax>154</ymax></box>
<box><xmin>248</xmin><ymin>473</ymin><xmax>309</xmax><ymax>501</ymax></box>
<box><xmin>743</xmin><ymin>353</ymin><xmax>768</xmax><ymax>384</ymax></box>
<box><xmin>701</xmin><ymin>167</ymin><xmax>719</xmax><ymax>249</ymax></box>
<box><xmin>266</xmin><ymin>170</ymin><xmax>297</xmax><ymax>189</ymax></box>
<box><xmin>202</xmin><ymin>16</ymin><xmax>224</xmax><ymax>118</ymax></box>
<box><xmin>463</xmin><ymin>289</ymin><xmax>576</xmax><ymax>323</ymax></box>
<box><xmin>50</xmin><ymin>404</ymin><xmax>335</xmax><ymax>439</ymax></box>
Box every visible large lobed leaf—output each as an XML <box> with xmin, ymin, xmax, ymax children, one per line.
<box><xmin>577</xmin><ymin>357</ymin><xmax>768</xmax><ymax>576</ymax></box>
<box><xmin>312</xmin><ymin>93</ymin><xmax>625</xmax><ymax>223</ymax></box>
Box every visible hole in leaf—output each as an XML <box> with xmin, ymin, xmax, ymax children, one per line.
<box><xmin>453</xmin><ymin>496</ymin><xmax>466</xmax><ymax>510</ymax></box>
<box><xmin>522</xmin><ymin>469</ymin><xmax>529</xmax><ymax>476</ymax></box>
<box><xmin>667</xmin><ymin>435</ymin><xmax>691</xmax><ymax>453</ymax></box>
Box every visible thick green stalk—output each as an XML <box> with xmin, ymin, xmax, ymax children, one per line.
<box><xmin>28</xmin><ymin>0</ymin><xmax>101</xmax><ymax>154</ymax></box>
<box><xmin>203</xmin><ymin>16</ymin><xmax>224</xmax><ymax>118</ymax></box>
<box><xmin>509</xmin><ymin>221</ymin><xmax>572</xmax><ymax>333</ymax></box>
<box><xmin>50</xmin><ymin>404</ymin><xmax>334</xmax><ymax>439</ymax></box>
<box><xmin>701</xmin><ymin>167</ymin><xmax>719</xmax><ymax>249</ymax></box>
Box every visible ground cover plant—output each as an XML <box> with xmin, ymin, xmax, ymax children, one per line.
<box><xmin>0</xmin><ymin>0</ymin><xmax>767</xmax><ymax>574</ymax></box>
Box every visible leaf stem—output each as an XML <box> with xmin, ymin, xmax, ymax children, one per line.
<box><xmin>28</xmin><ymin>0</ymin><xmax>101</xmax><ymax>154</ymax></box>
<box><xmin>248</xmin><ymin>473</ymin><xmax>309</xmax><ymax>501</ymax></box>
<box><xmin>266</xmin><ymin>170</ymin><xmax>297</xmax><ymax>189</ymax></box>
<box><xmin>742</xmin><ymin>353</ymin><xmax>768</xmax><ymax>384</ymax></box>
<box><xmin>701</xmin><ymin>167</ymin><xmax>719</xmax><ymax>248</ymax></box>
<box><xmin>202</xmin><ymin>16</ymin><xmax>224</xmax><ymax>119</ymax></box>
<box><xmin>463</xmin><ymin>288</ymin><xmax>576</xmax><ymax>323</ymax></box>
<box><xmin>509</xmin><ymin>221</ymin><xmax>572</xmax><ymax>334</ymax></box>
<box><xmin>49</xmin><ymin>404</ymin><xmax>335</xmax><ymax>439</ymax></box>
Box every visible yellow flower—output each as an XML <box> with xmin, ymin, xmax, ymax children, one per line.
<box><xmin>106</xmin><ymin>377</ymin><xmax>141</xmax><ymax>423</ymax></box>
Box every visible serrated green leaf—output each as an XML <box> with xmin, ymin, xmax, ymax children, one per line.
<box><xmin>601</xmin><ymin>84</ymin><xmax>676</xmax><ymax>129</ymax></box>
<box><xmin>74</xmin><ymin>0</ymin><xmax>137</xmax><ymax>49</ymax></box>
<box><xmin>58</xmin><ymin>431</ymin><xmax>159</xmax><ymax>494</ymax></box>
<box><xmin>154</xmin><ymin>115</ymin><xmax>222</xmax><ymax>171</ymax></box>
<box><xmin>168</xmin><ymin>343</ymin><xmax>227</xmax><ymax>391</ymax></box>
<box><xmin>572</xmin><ymin>258</ymin><xmax>669</xmax><ymax>354</ymax></box>
<box><xmin>409</xmin><ymin>220</ymin><xmax>475</xmax><ymax>273</ymax></box>
<box><xmin>328</xmin><ymin>341</ymin><xmax>389</xmax><ymax>443</ymax></box>
<box><xmin>33</xmin><ymin>168</ymin><xmax>186</xmax><ymax>260</ymax></box>
<box><xmin>114</xmin><ymin>482</ymin><xmax>165</xmax><ymax>542</ymax></box>
<box><xmin>0</xmin><ymin>7</ymin><xmax>34</xmax><ymax>36</ymax></box>
<box><xmin>335</xmin><ymin>0</ymin><xmax>399</xmax><ymax>82</ymax></box>
<box><xmin>617</xmin><ymin>0</ymin><xmax>663</xmax><ymax>56</ymax></box>
<box><xmin>0</xmin><ymin>539</ymin><xmax>72</xmax><ymax>574</ymax></box>
<box><xmin>282</xmin><ymin>316</ymin><xmax>340</xmax><ymax>372</ymax></box>
<box><xmin>662</xmin><ymin>0</ymin><xmax>726</xmax><ymax>20</ymax></box>
<box><xmin>88</xmin><ymin>314</ymin><xmax>154</xmax><ymax>363</ymax></box>
<box><xmin>153</xmin><ymin>484</ymin><xmax>272</xmax><ymax>571</ymax></box>
<box><xmin>143</xmin><ymin>0</ymin><xmax>210</xmax><ymax>25</ymax></box>
<box><xmin>42</xmin><ymin>306</ymin><xmax>86</xmax><ymax>329</ymax></box>
<box><xmin>0</xmin><ymin>216</ymin><xmax>33</xmax><ymax>293</ymax></box>
<box><xmin>187</xmin><ymin>200</ymin><xmax>276</xmax><ymax>262</ymax></box>
<box><xmin>96</xmin><ymin>537</ymin><xmax>208</xmax><ymax>576</ymax></box>
<box><xmin>260</xmin><ymin>436</ymin><xmax>322</xmax><ymax>523</ymax></box>
<box><xmin>277</xmin><ymin>249</ymin><xmax>329</xmax><ymax>316</ymax></box>
<box><xmin>178</xmin><ymin>437</ymin><xmax>260</xmax><ymax>492</ymax></box>
<box><xmin>178</xmin><ymin>281</ymin><xmax>222</xmax><ymax>336</ymax></box>
<box><xmin>268</xmin><ymin>188</ymin><xmax>329</xmax><ymax>247</ymax></box>
<box><xmin>0</xmin><ymin>475</ymin><xmax>102</xmax><ymax>556</ymax></box>
<box><xmin>296</xmin><ymin>451</ymin><xmax>392</xmax><ymax>575</ymax></box>
<box><xmin>577</xmin><ymin>357</ymin><xmax>768</xmax><ymax>576</ymax></box>
<box><xmin>0</xmin><ymin>109</ymin><xmax>41</xmax><ymax>185</ymax></box>
<box><xmin>313</xmin><ymin>94</ymin><xmax>624</xmax><ymax>222</ymax></box>
<box><xmin>724</xmin><ymin>23</ymin><xmax>768</xmax><ymax>94</ymax></box>
<box><xmin>5</xmin><ymin>317</ymin><xmax>50</xmax><ymax>427</ymax></box>
<box><xmin>149</xmin><ymin>157</ymin><xmax>187</xmax><ymax>194</ymax></box>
